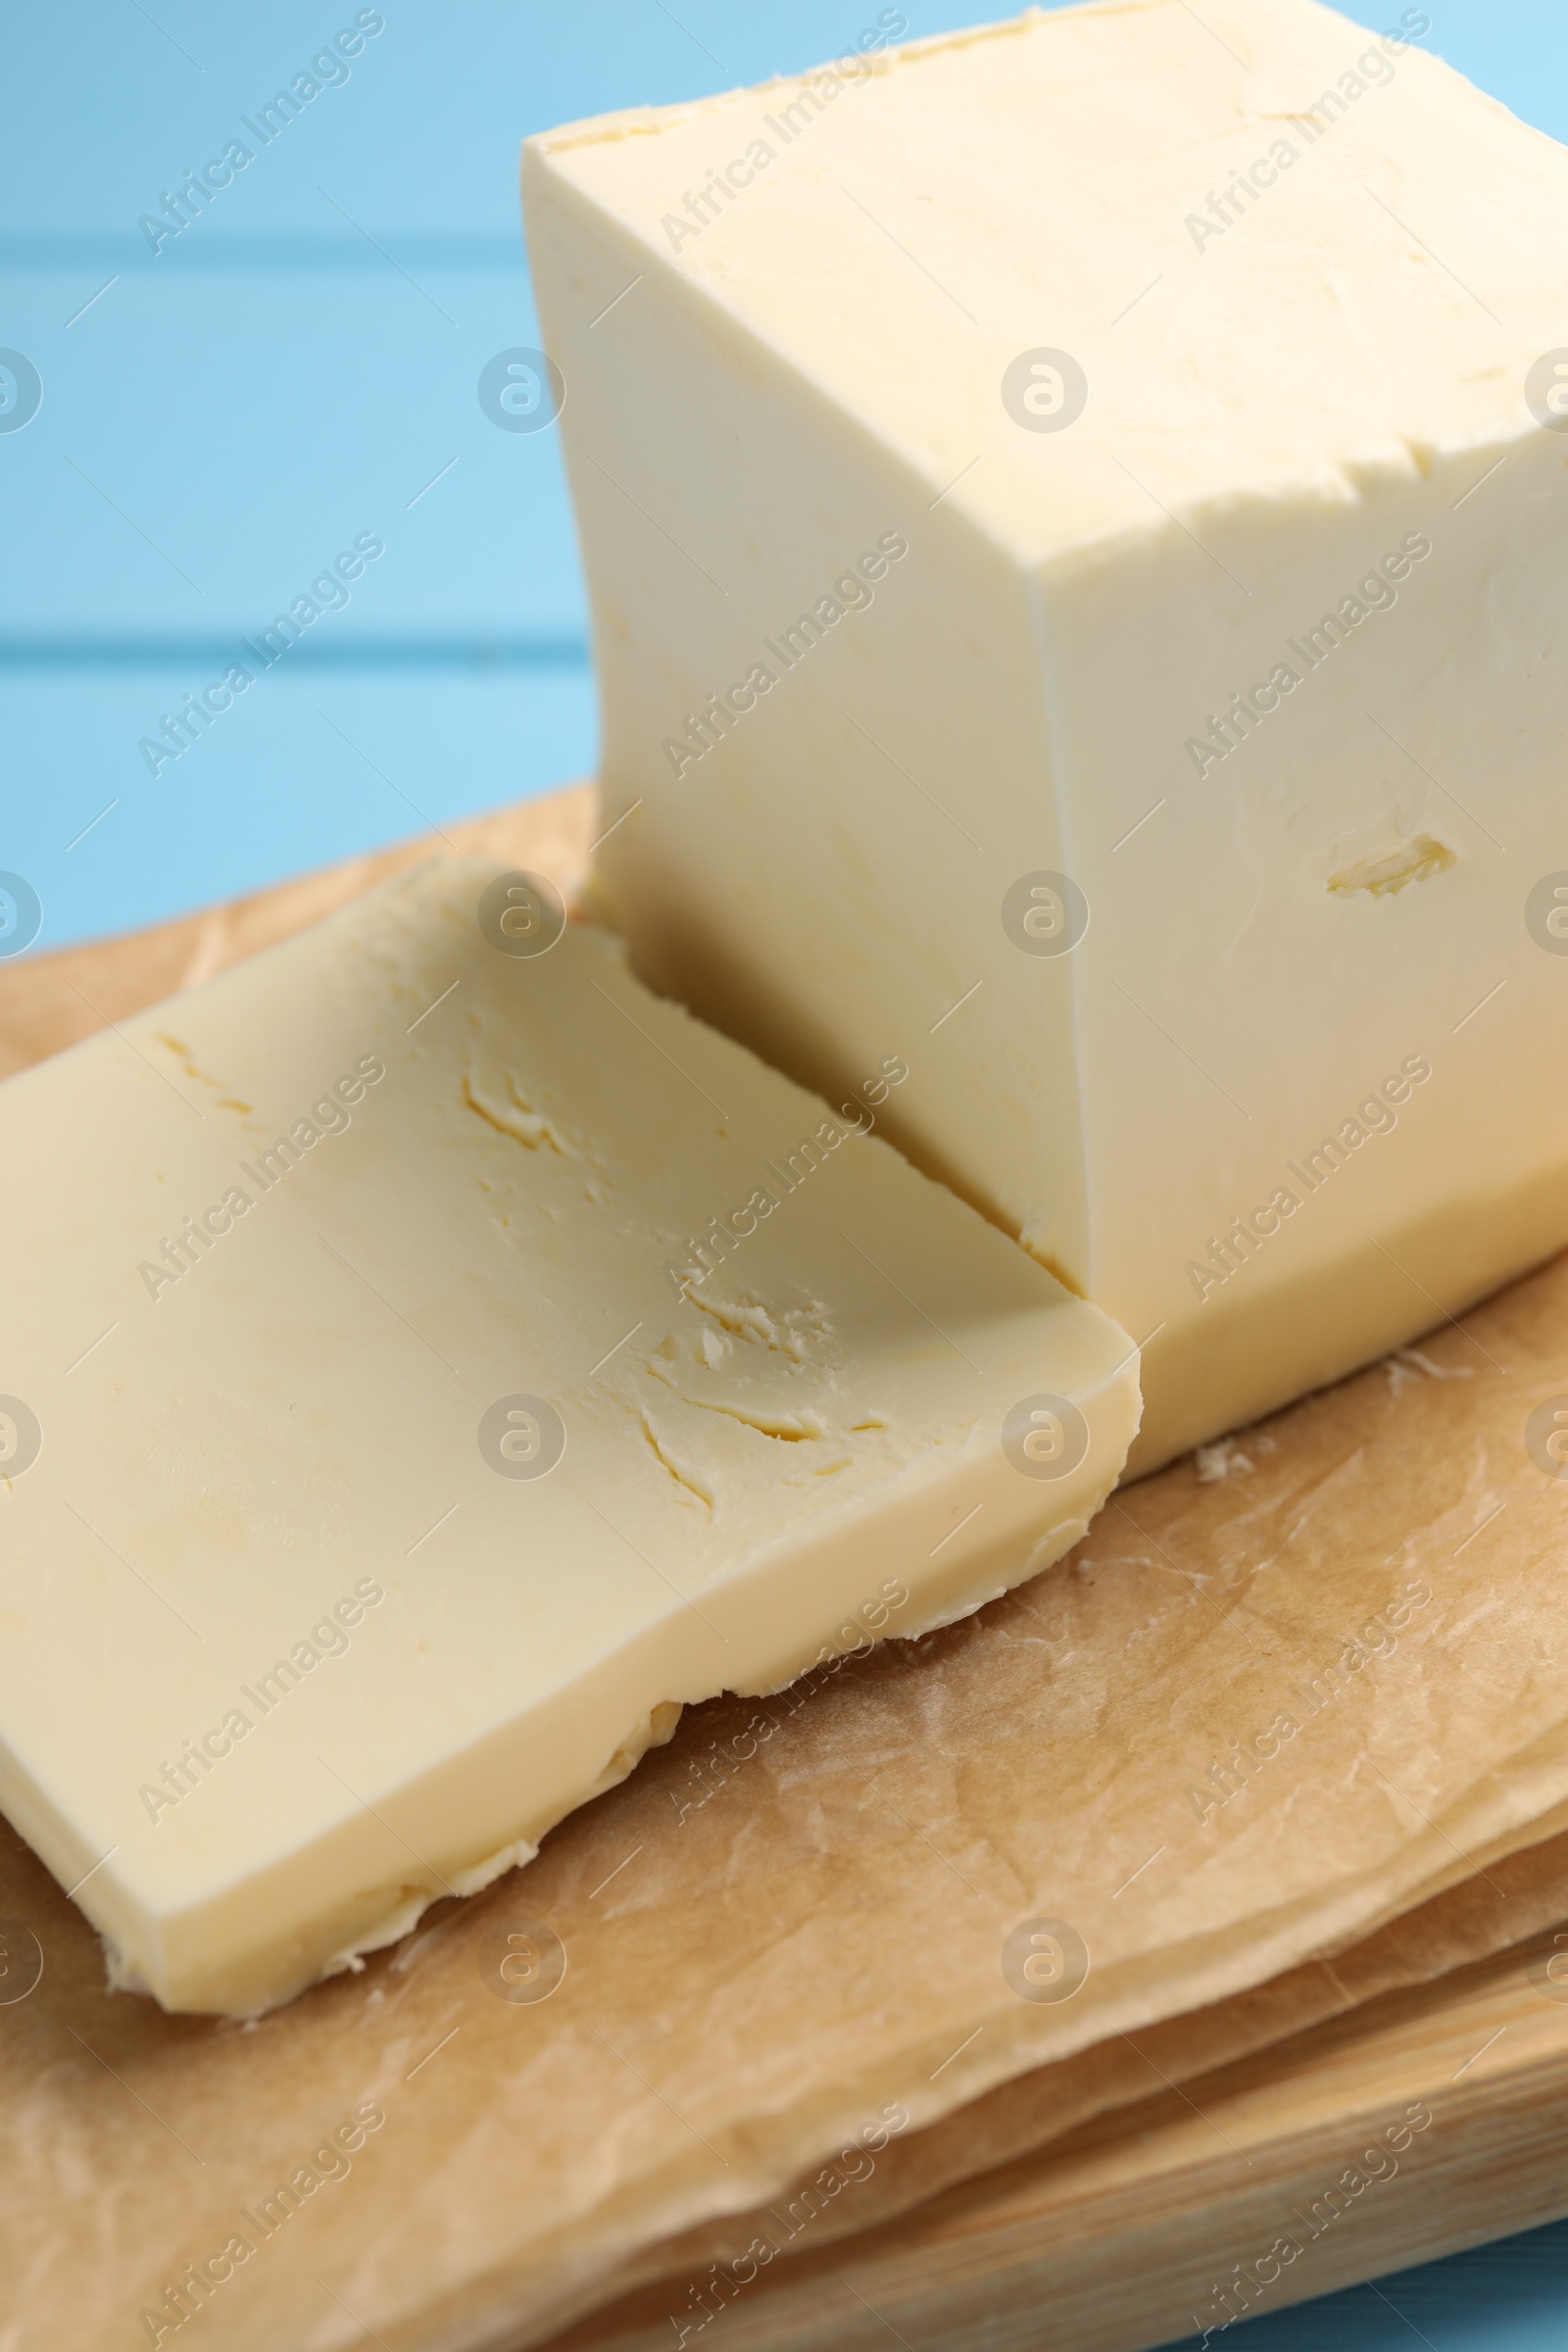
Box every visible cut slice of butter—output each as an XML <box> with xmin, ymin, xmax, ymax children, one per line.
<box><xmin>0</xmin><ymin>859</ymin><xmax>1138</xmax><ymax>2015</ymax></box>
<box><xmin>522</xmin><ymin>0</ymin><xmax>1568</xmax><ymax>1470</ymax></box>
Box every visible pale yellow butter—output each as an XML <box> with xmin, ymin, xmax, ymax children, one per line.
<box><xmin>524</xmin><ymin>0</ymin><xmax>1568</xmax><ymax>1467</ymax></box>
<box><xmin>0</xmin><ymin>861</ymin><xmax>1138</xmax><ymax>2013</ymax></box>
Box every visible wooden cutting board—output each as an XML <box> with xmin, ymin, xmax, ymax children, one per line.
<box><xmin>8</xmin><ymin>788</ymin><xmax>1568</xmax><ymax>2352</ymax></box>
<box><xmin>547</xmin><ymin>1924</ymin><xmax>1568</xmax><ymax>2352</ymax></box>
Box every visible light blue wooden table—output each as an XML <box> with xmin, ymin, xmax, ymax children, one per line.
<box><xmin>3</xmin><ymin>5</ymin><xmax>1565</xmax><ymax>2341</ymax></box>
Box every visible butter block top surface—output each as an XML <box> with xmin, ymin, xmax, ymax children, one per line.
<box><xmin>0</xmin><ymin>860</ymin><xmax>1138</xmax><ymax>2011</ymax></box>
<box><xmin>526</xmin><ymin>0</ymin><xmax>1566</xmax><ymax>564</ymax></box>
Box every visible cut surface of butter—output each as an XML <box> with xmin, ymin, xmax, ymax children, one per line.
<box><xmin>0</xmin><ymin>860</ymin><xmax>1138</xmax><ymax>2015</ymax></box>
<box><xmin>523</xmin><ymin>0</ymin><xmax>1568</xmax><ymax>1468</ymax></box>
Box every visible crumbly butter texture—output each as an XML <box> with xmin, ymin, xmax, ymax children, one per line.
<box><xmin>0</xmin><ymin>860</ymin><xmax>1138</xmax><ymax>2015</ymax></box>
<box><xmin>524</xmin><ymin>0</ymin><xmax>1568</xmax><ymax>1468</ymax></box>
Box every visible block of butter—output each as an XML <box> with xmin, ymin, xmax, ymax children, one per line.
<box><xmin>523</xmin><ymin>0</ymin><xmax>1568</xmax><ymax>1470</ymax></box>
<box><xmin>0</xmin><ymin>860</ymin><xmax>1137</xmax><ymax>2014</ymax></box>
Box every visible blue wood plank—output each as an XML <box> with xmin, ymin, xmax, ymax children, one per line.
<box><xmin>4</xmin><ymin>656</ymin><xmax>595</xmax><ymax>948</ymax></box>
<box><xmin>0</xmin><ymin>264</ymin><xmax>585</xmax><ymax>637</ymax></box>
<box><xmin>2</xmin><ymin>0</ymin><xmax>1561</xmax><ymax>936</ymax></box>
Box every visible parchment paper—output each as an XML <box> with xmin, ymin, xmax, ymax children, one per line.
<box><xmin>4</xmin><ymin>788</ymin><xmax>1568</xmax><ymax>2352</ymax></box>
<box><xmin>545</xmin><ymin>1822</ymin><xmax>1568</xmax><ymax>2341</ymax></box>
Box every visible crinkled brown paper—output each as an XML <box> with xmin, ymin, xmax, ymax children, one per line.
<box><xmin>4</xmin><ymin>787</ymin><xmax>1568</xmax><ymax>2352</ymax></box>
